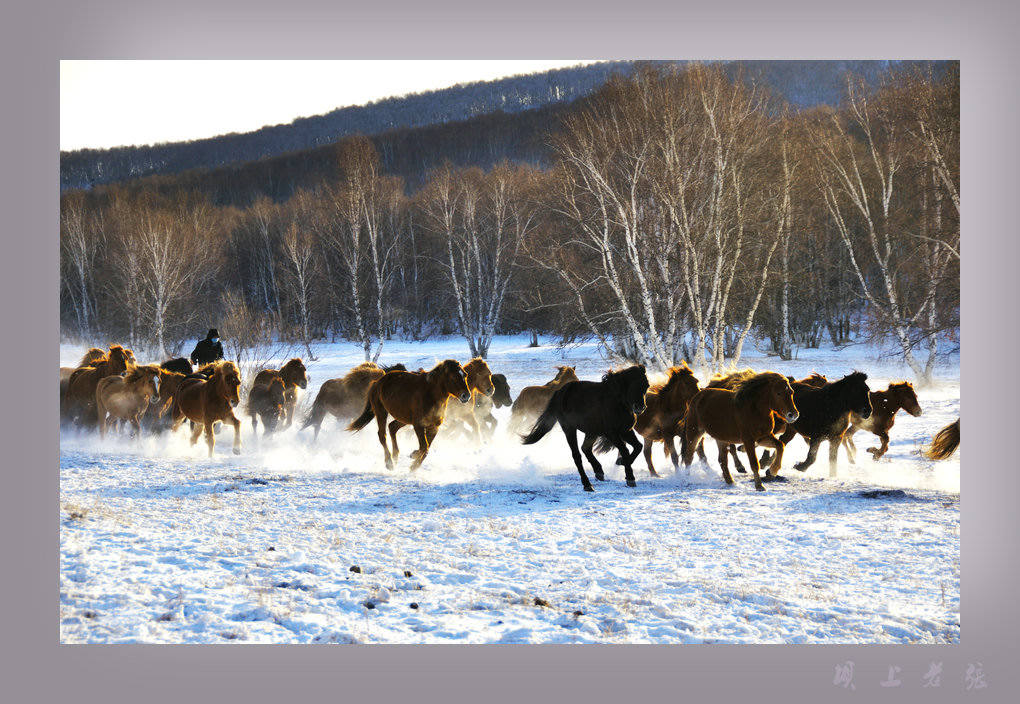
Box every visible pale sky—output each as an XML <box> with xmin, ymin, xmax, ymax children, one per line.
<box><xmin>60</xmin><ymin>60</ymin><xmax>601</xmax><ymax>151</ymax></box>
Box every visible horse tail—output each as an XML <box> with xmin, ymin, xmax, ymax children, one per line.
<box><xmin>592</xmin><ymin>436</ymin><xmax>615</xmax><ymax>455</ymax></box>
<box><xmin>924</xmin><ymin>418</ymin><xmax>960</xmax><ymax>460</ymax></box>
<box><xmin>346</xmin><ymin>385</ymin><xmax>376</xmax><ymax>432</ymax></box>
<box><xmin>301</xmin><ymin>389</ymin><xmax>328</xmax><ymax>432</ymax></box>
<box><xmin>520</xmin><ymin>394</ymin><xmax>560</xmax><ymax>445</ymax></box>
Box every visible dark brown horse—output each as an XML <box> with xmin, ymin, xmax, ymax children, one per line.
<box><xmin>347</xmin><ymin>360</ymin><xmax>471</xmax><ymax>471</ymax></box>
<box><xmin>633</xmin><ymin>363</ymin><xmax>700</xmax><ymax>476</ymax></box>
<box><xmin>252</xmin><ymin>358</ymin><xmax>309</xmax><ymax>428</ymax></box>
<box><xmin>246</xmin><ymin>377</ymin><xmax>288</xmax><ymax>436</ymax></box>
<box><xmin>923</xmin><ymin>418</ymin><xmax>960</xmax><ymax>460</ymax></box>
<box><xmin>681</xmin><ymin>372</ymin><xmax>799</xmax><ymax>491</ymax></box>
<box><xmin>443</xmin><ymin>358</ymin><xmax>496</xmax><ymax>442</ymax></box>
<box><xmin>300</xmin><ymin>362</ymin><xmax>407</xmax><ymax>440</ymax></box>
<box><xmin>66</xmin><ymin>345</ymin><xmax>135</xmax><ymax>426</ymax></box>
<box><xmin>95</xmin><ymin>365</ymin><xmax>161</xmax><ymax>439</ymax></box>
<box><xmin>843</xmin><ymin>382</ymin><xmax>922</xmax><ymax>462</ymax></box>
<box><xmin>522</xmin><ymin>366</ymin><xmax>649</xmax><ymax>491</ymax></box>
<box><xmin>170</xmin><ymin>361</ymin><xmax>243</xmax><ymax>457</ymax></box>
<box><xmin>60</xmin><ymin>347</ymin><xmax>108</xmax><ymax>384</ymax></box>
<box><xmin>508</xmin><ymin>366</ymin><xmax>579</xmax><ymax>434</ymax></box>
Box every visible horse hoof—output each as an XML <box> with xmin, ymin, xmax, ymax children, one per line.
<box><xmin>794</xmin><ymin>463</ymin><xmax>808</xmax><ymax>472</ymax></box>
<box><xmin>626</xmin><ymin>479</ymin><xmax>637</xmax><ymax>488</ymax></box>
<box><xmin>594</xmin><ymin>474</ymin><xmax>606</xmax><ymax>482</ymax></box>
<box><xmin>649</xmin><ymin>470</ymin><xmax>660</xmax><ymax>478</ymax></box>
<box><xmin>755</xmin><ymin>484</ymin><xmax>766</xmax><ymax>492</ymax></box>
<box><xmin>583</xmin><ymin>484</ymin><xmax>595</xmax><ymax>492</ymax></box>
<box><xmin>735</xmin><ymin>467</ymin><xmax>747</xmax><ymax>474</ymax></box>
<box><xmin>233</xmin><ymin>448</ymin><xmax>241</xmax><ymax>455</ymax></box>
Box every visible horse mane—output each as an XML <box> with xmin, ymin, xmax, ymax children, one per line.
<box><xmin>708</xmin><ymin>368</ymin><xmax>754</xmax><ymax>390</ymax></box>
<box><xmin>601</xmin><ymin>364</ymin><xmax>645</xmax><ymax>386</ymax></box>
<box><xmin>426</xmin><ymin>359</ymin><xmax>461</xmax><ymax>381</ymax></box>
<box><xmin>829</xmin><ymin>370</ymin><xmax>868</xmax><ymax>390</ymax></box>
<box><xmin>77</xmin><ymin>348</ymin><xmax>107</xmax><ymax>367</ymax></box>
<box><xmin>281</xmin><ymin>358</ymin><xmax>305</xmax><ymax>372</ymax></box>
<box><xmin>123</xmin><ymin>364</ymin><xmax>160</xmax><ymax>383</ymax></box>
<box><xmin>733</xmin><ymin>371</ymin><xmax>786</xmax><ymax>406</ymax></box>
<box><xmin>463</xmin><ymin>357</ymin><xmax>490</xmax><ymax>375</ymax></box>
<box><xmin>656</xmin><ymin>363</ymin><xmax>695</xmax><ymax>395</ymax></box>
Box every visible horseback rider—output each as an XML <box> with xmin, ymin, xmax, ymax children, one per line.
<box><xmin>190</xmin><ymin>328</ymin><xmax>225</xmax><ymax>367</ymax></box>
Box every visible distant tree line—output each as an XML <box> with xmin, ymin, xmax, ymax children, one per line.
<box><xmin>60</xmin><ymin>62</ymin><xmax>959</xmax><ymax>384</ymax></box>
<box><xmin>60</xmin><ymin>60</ymin><xmax>908</xmax><ymax>193</ymax></box>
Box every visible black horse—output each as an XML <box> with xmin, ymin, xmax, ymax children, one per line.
<box><xmin>777</xmin><ymin>371</ymin><xmax>872</xmax><ymax>478</ymax></box>
<box><xmin>160</xmin><ymin>357</ymin><xmax>193</xmax><ymax>375</ymax></box>
<box><xmin>521</xmin><ymin>365</ymin><xmax>649</xmax><ymax>492</ymax></box>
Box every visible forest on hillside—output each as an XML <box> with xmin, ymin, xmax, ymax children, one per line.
<box><xmin>60</xmin><ymin>60</ymin><xmax>901</xmax><ymax>193</ymax></box>
<box><xmin>60</xmin><ymin>61</ymin><xmax>959</xmax><ymax>384</ymax></box>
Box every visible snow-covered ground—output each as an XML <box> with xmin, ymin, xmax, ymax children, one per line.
<box><xmin>59</xmin><ymin>335</ymin><xmax>960</xmax><ymax>643</ymax></box>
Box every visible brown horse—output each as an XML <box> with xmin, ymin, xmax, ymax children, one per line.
<box><xmin>633</xmin><ymin>363</ymin><xmax>701</xmax><ymax>476</ymax></box>
<box><xmin>300</xmin><ymin>362</ymin><xmax>407</xmax><ymax>440</ymax></box>
<box><xmin>923</xmin><ymin>418</ymin><xmax>960</xmax><ymax>460</ymax></box>
<box><xmin>252</xmin><ymin>358</ymin><xmax>309</xmax><ymax>428</ymax></box>
<box><xmin>681</xmin><ymin>372</ymin><xmax>799</xmax><ymax>491</ymax></box>
<box><xmin>443</xmin><ymin>358</ymin><xmax>496</xmax><ymax>442</ymax></box>
<box><xmin>347</xmin><ymin>360</ymin><xmax>471</xmax><ymax>471</ymax></box>
<box><xmin>246</xmin><ymin>377</ymin><xmax>288</xmax><ymax>435</ymax></box>
<box><xmin>170</xmin><ymin>361</ymin><xmax>243</xmax><ymax>457</ymax></box>
<box><xmin>508</xmin><ymin>366</ymin><xmax>579</xmax><ymax>434</ymax></box>
<box><xmin>95</xmin><ymin>365</ymin><xmax>161</xmax><ymax>439</ymax></box>
<box><xmin>66</xmin><ymin>345</ymin><xmax>135</xmax><ymax>426</ymax></box>
<box><xmin>843</xmin><ymin>382</ymin><xmax>922</xmax><ymax>462</ymax></box>
<box><xmin>60</xmin><ymin>347</ymin><xmax>108</xmax><ymax>383</ymax></box>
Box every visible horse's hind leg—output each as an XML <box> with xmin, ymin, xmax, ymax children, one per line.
<box><xmin>376</xmin><ymin>412</ymin><xmax>394</xmax><ymax>470</ymax></box>
<box><xmin>844</xmin><ymin>430</ymin><xmax>858</xmax><ymax>464</ymax></box>
<box><xmin>828</xmin><ymin>434</ymin><xmax>843</xmax><ymax>477</ymax></box>
<box><xmin>189</xmin><ymin>422</ymin><xmax>203</xmax><ymax>446</ymax></box>
<box><xmin>563</xmin><ymin>428</ymin><xmax>594</xmax><ymax>492</ymax></box>
<box><xmin>729</xmin><ymin>445</ymin><xmax>747</xmax><ymax>473</ymax></box>
<box><xmin>867</xmin><ymin>431</ymin><xmax>890</xmax><ymax>461</ymax></box>
<box><xmin>611</xmin><ymin>433</ymin><xmax>637</xmax><ymax>487</ymax></box>
<box><xmin>643</xmin><ymin>439</ymin><xmax>658</xmax><ymax>477</ymax></box>
<box><xmin>756</xmin><ymin>436</ymin><xmax>784</xmax><ymax>478</ymax></box>
<box><xmin>742</xmin><ymin>438</ymin><xmax>766</xmax><ymax>491</ymax></box>
<box><xmin>388</xmin><ymin>419</ymin><xmax>405</xmax><ymax>460</ymax></box>
<box><xmin>409</xmin><ymin>424</ymin><xmax>431</xmax><ymax>471</ymax></box>
<box><xmin>580</xmin><ymin>434</ymin><xmax>604</xmax><ymax>482</ymax></box>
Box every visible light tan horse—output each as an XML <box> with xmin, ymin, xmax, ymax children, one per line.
<box><xmin>300</xmin><ymin>362</ymin><xmax>407</xmax><ymax>440</ymax></box>
<box><xmin>443</xmin><ymin>358</ymin><xmax>496</xmax><ymax>442</ymax></box>
<box><xmin>347</xmin><ymin>360</ymin><xmax>471</xmax><ymax>471</ymax></box>
<box><xmin>95</xmin><ymin>365</ymin><xmax>161</xmax><ymax>439</ymax></box>
<box><xmin>252</xmin><ymin>358</ymin><xmax>309</xmax><ymax>428</ymax></box>
<box><xmin>66</xmin><ymin>345</ymin><xmax>135</xmax><ymax>426</ymax></box>
<box><xmin>508</xmin><ymin>366</ymin><xmax>579</xmax><ymax>434</ymax></box>
<box><xmin>170</xmin><ymin>361</ymin><xmax>243</xmax><ymax>457</ymax></box>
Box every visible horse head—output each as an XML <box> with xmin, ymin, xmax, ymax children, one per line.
<box><xmin>464</xmin><ymin>358</ymin><xmax>495</xmax><ymax>397</ymax></box>
<box><xmin>840</xmin><ymin>371</ymin><xmax>872</xmax><ymax>419</ymax></box>
<box><xmin>433</xmin><ymin>360</ymin><xmax>471</xmax><ymax>404</ymax></box>
<box><xmin>282</xmin><ymin>358</ymin><xmax>309</xmax><ymax>389</ymax></box>
<box><xmin>490</xmin><ymin>374</ymin><xmax>513</xmax><ymax>408</ymax></box>
<box><xmin>889</xmin><ymin>381</ymin><xmax>922</xmax><ymax>417</ymax></box>
<box><xmin>603</xmin><ymin>365</ymin><xmax>649</xmax><ymax>415</ymax></box>
<box><xmin>215</xmin><ymin>362</ymin><xmax>242</xmax><ymax>407</ymax></box>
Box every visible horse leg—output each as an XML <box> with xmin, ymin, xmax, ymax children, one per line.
<box><xmin>828</xmin><ymin>434</ymin><xmax>842</xmax><ymax>478</ymax></box>
<box><xmin>228</xmin><ymin>412</ymin><xmax>242</xmax><ymax>455</ymax></box>
<box><xmin>623</xmin><ymin>429</ymin><xmax>643</xmax><ymax>465</ymax></box>
<box><xmin>250</xmin><ymin>413</ymin><xmax>258</xmax><ymax>437</ymax></box>
<box><xmin>717</xmin><ymin>440</ymin><xmax>734</xmax><ymax>485</ymax></box>
<box><xmin>189</xmin><ymin>423</ymin><xmax>203</xmax><ymax>446</ymax></box>
<box><xmin>756</xmin><ymin>436</ymin><xmax>784</xmax><ymax>477</ymax></box>
<box><xmin>643</xmin><ymin>440</ymin><xmax>658</xmax><ymax>477</ymax></box>
<box><xmin>410</xmin><ymin>424</ymin><xmax>431</xmax><ymax>471</ymax></box>
<box><xmin>730</xmin><ymin>445</ymin><xmax>747</xmax><ymax>473</ymax></box>
<box><xmin>867</xmin><ymin>431</ymin><xmax>890</xmax><ymax>460</ymax></box>
<box><xmin>130</xmin><ymin>415</ymin><xmax>141</xmax><ymax>440</ymax></box>
<box><xmin>376</xmin><ymin>412</ymin><xmax>394</xmax><ymax>470</ymax></box>
<box><xmin>564</xmin><ymin>428</ymin><xmax>594</xmax><ymax>492</ymax></box>
<box><xmin>742</xmin><ymin>437</ymin><xmax>766</xmax><ymax>492</ymax></box>
<box><xmin>204</xmin><ymin>422</ymin><xmax>215</xmax><ymax>458</ymax></box>
<box><xmin>580</xmin><ymin>434</ymin><xmax>604</xmax><ymax>482</ymax></box>
<box><xmin>662</xmin><ymin>430</ymin><xmax>680</xmax><ymax>471</ymax></box>
<box><xmin>388</xmin><ymin>419</ymin><xmax>405</xmax><ymax>460</ymax></box>
<box><xmin>794</xmin><ymin>437</ymin><xmax>821</xmax><ymax>472</ymax></box>
<box><xmin>612</xmin><ymin>433</ymin><xmax>637</xmax><ymax>487</ymax></box>
<box><xmin>682</xmin><ymin>428</ymin><xmax>705</xmax><ymax>469</ymax></box>
<box><xmin>843</xmin><ymin>428</ymin><xmax>858</xmax><ymax>464</ymax></box>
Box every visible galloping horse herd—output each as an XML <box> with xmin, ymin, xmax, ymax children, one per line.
<box><xmin>59</xmin><ymin>344</ymin><xmax>960</xmax><ymax>492</ymax></box>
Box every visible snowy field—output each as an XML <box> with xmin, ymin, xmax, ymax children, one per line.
<box><xmin>59</xmin><ymin>335</ymin><xmax>960</xmax><ymax>644</ymax></box>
